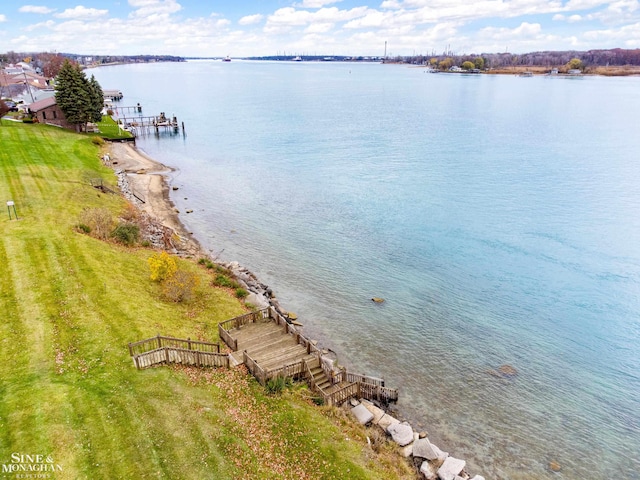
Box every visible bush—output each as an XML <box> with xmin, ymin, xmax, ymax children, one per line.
<box><xmin>265</xmin><ymin>375</ymin><xmax>291</xmax><ymax>395</ymax></box>
<box><xmin>148</xmin><ymin>251</ymin><xmax>177</xmax><ymax>282</ymax></box>
<box><xmin>76</xmin><ymin>223</ymin><xmax>91</xmax><ymax>234</ymax></box>
<box><xmin>111</xmin><ymin>223</ymin><xmax>139</xmax><ymax>246</ymax></box>
<box><xmin>79</xmin><ymin>207</ymin><xmax>114</xmax><ymax>240</ymax></box>
<box><xmin>91</xmin><ymin>136</ymin><xmax>105</xmax><ymax>146</ymax></box>
<box><xmin>198</xmin><ymin>258</ymin><xmax>216</xmax><ymax>269</ymax></box>
<box><xmin>162</xmin><ymin>270</ymin><xmax>200</xmax><ymax>303</ymax></box>
<box><xmin>213</xmin><ymin>273</ymin><xmax>237</xmax><ymax>289</ymax></box>
<box><xmin>235</xmin><ymin>287</ymin><xmax>248</xmax><ymax>299</ymax></box>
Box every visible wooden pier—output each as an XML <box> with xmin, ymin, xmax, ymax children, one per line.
<box><xmin>118</xmin><ymin>112</ymin><xmax>185</xmax><ymax>137</ymax></box>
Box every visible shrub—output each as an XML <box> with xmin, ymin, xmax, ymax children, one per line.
<box><xmin>148</xmin><ymin>251</ymin><xmax>177</xmax><ymax>282</ymax></box>
<box><xmin>91</xmin><ymin>136</ymin><xmax>105</xmax><ymax>146</ymax></box>
<box><xmin>198</xmin><ymin>258</ymin><xmax>216</xmax><ymax>269</ymax></box>
<box><xmin>162</xmin><ymin>270</ymin><xmax>200</xmax><ymax>303</ymax></box>
<box><xmin>265</xmin><ymin>375</ymin><xmax>291</xmax><ymax>395</ymax></box>
<box><xmin>79</xmin><ymin>207</ymin><xmax>114</xmax><ymax>240</ymax></box>
<box><xmin>235</xmin><ymin>287</ymin><xmax>248</xmax><ymax>299</ymax></box>
<box><xmin>76</xmin><ymin>223</ymin><xmax>91</xmax><ymax>234</ymax></box>
<box><xmin>111</xmin><ymin>222</ymin><xmax>139</xmax><ymax>246</ymax></box>
<box><xmin>213</xmin><ymin>273</ymin><xmax>237</xmax><ymax>289</ymax></box>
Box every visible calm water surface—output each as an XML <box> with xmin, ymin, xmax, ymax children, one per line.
<box><xmin>93</xmin><ymin>61</ymin><xmax>640</xmax><ymax>479</ymax></box>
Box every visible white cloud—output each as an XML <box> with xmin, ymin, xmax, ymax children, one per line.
<box><xmin>583</xmin><ymin>0</ymin><xmax>640</xmax><ymax>24</ymax></box>
<box><xmin>19</xmin><ymin>5</ymin><xmax>56</xmax><ymax>14</ymax></box>
<box><xmin>480</xmin><ymin>21</ymin><xmax>543</xmax><ymax>40</ymax></box>
<box><xmin>583</xmin><ymin>21</ymin><xmax>640</xmax><ymax>45</ymax></box>
<box><xmin>0</xmin><ymin>14</ymin><xmax>7</xmax><ymax>23</ymax></box>
<box><xmin>305</xmin><ymin>22</ymin><xmax>334</xmax><ymax>33</ymax></box>
<box><xmin>128</xmin><ymin>0</ymin><xmax>182</xmax><ymax>18</ymax></box>
<box><xmin>568</xmin><ymin>14</ymin><xmax>583</xmax><ymax>22</ymax></box>
<box><xmin>54</xmin><ymin>6</ymin><xmax>108</xmax><ymax>20</ymax></box>
<box><xmin>238</xmin><ymin>14</ymin><xmax>264</xmax><ymax>26</ymax></box>
<box><xmin>295</xmin><ymin>0</ymin><xmax>343</xmax><ymax>7</ymax></box>
<box><xmin>265</xmin><ymin>6</ymin><xmax>369</xmax><ymax>33</ymax></box>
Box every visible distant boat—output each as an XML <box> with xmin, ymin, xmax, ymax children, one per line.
<box><xmin>222</xmin><ymin>56</ymin><xmax>231</xmax><ymax>62</ymax></box>
<box><xmin>520</xmin><ymin>71</ymin><xmax>534</xmax><ymax>77</ymax></box>
<box><xmin>293</xmin><ymin>56</ymin><xmax>302</xmax><ymax>62</ymax></box>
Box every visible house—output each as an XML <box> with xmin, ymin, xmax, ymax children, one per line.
<box><xmin>28</xmin><ymin>96</ymin><xmax>74</xmax><ymax>129</ymax></box>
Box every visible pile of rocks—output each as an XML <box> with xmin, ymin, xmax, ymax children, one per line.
<box><xmin>223</xmin><ymin>261</ymin><xmax>285</xmax><ymax>313</ymax></box>
<box><xmin>350</xmin><ymin>399</ymin><xmax>484</xmax><ymax>480</ymax></box>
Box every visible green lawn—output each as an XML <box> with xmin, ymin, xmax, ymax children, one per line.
<box><xmin>0</xmin><ymin>120</ymin><xmax>412</xmax><ymax>479</ymax></box>
<box><xmin>96</xmin><ymin>115</ymin><xmax>133</xmax><ymax>139</ymax></box>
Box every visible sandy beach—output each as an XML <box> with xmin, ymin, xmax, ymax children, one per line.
<box><xmin>105</xmin><ymin>141</ymin><xmax>202</xmax><ymax>256</ymax></box>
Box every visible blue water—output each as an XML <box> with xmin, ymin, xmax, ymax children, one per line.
<box><xmin>92</xmin><ymin>61</ymin><xmax>640</xmax><ymax>479</ymax></box>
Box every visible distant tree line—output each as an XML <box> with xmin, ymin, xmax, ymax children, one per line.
<box><xmin>0</xmin><ymin>51</ymin><xmax>184</xmax><ymax>73</ymax></box>
<box><xmin>392</xmin><ymin>48</ymin><xmax>640</xmax><ymax>68</ymax></box>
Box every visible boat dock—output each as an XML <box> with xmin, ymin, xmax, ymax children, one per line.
<box><xmin>118</xmin><ymin>112</ymin><xmax>185</xmax><ymax>136</ymax></box>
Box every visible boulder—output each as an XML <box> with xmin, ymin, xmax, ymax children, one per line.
<box><xmin>371</xmin><ymin>297</ymin><xmax>385</xmax><ymax>303</ymax></box>
<box><xmin>498</xmin><ymin>364</ymin><xmax>517</xmax><ymax>377</ymax></box>
<box><xmin>470</xmin><ymin>476</ymin><xmax>485</xmax><ymax>480</ymax></box>
<box><xmin>400</xmin><ymin>432</ymin><xmax>419</xmax><ymax>457</ymax></box>
<box><xmin>412</xmin><ymin>438</ymin><xmax>441</xmax><ymax>461</ymax></box>
<box><xmin>420</xmin><ymin>461</ymin><xmax>438</xmax><ymax>480</ymax></box>
<box><xmin>245</xmin><ymin>292</ymin><xmax>270</xmax><ymax>310</ymax></box>
<box><xmin>377</xmin><ymin>413</ymin><xmax>400</xmax><ymax>433</ymax></box>
<box><xmin>387</xmin><ymin>422</ymin><xmax>414</xmax><ymax>447</ymax></box>
<box><xmin>351</xmin><ymin>404</ymin><xmax>374</xmax><ymax>425</ymax></box>
<box><xmin>360</xmin><ymin>400</ymin><xmax>386</xmax><ymax>424</ymax></box>
<box><xmin>437</xmin><ymin>457</ymin><xmax>466</xmax><ymax>480</ymax></box>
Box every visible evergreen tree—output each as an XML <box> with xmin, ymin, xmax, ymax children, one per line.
<box><xmin>88</xmin><ymin>75</ymin><xmax>104</xmax><ymax>123</ymax></box>
<box><xmin>55</xmin><ymin>60</ymin><xmax>103</xmax><ymax>131</ymax></box>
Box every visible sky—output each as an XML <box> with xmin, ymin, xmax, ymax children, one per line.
<box><xmin>0</xmin><ymin>0</ymin><xmax>639</xmax><ymax>57</ymax></box>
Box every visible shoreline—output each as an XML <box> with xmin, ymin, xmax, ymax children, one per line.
<box><xmin>105</xmin><ymin>141</ymin><xmax>489</xmax><ymax>480</ymax></box>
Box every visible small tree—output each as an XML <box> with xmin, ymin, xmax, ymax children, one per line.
<box><xmin>474</xmin><ymin>56</ymin><xmax>485</xmax><ymax>70</ymax></box>
<box><xmin>461</xmin><ymin>61</ymin><xmax>475</xmax><ymax>70</ymax></box>
<box><xmin>148</xmin><ymin>251</ymin><xmax>177</xmax><ymax>282</ymax></box>
<box><xmin>439</xmin><ymin>57</ymin><xmax>453</xmax><ymax>70</ymax></box>
<box><xmin>162</xmin><ymin>270</ymin><xmax>200</xmax><ymax>303</ymax></box>
<box><xmin>567</xmin><ymin>58</ymin><xmax>584</xmax><ymax>71</ymax></box>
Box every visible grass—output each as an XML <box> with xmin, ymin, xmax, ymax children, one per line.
<box><xmin>96</xmin><ymin>115</ymin><xmax>133</xmax><ymax>139</ymax></box>
<box><xmin>0</xmin><ymin>120</ymin><xmax>414</xmax><ymax>479</ymax></box>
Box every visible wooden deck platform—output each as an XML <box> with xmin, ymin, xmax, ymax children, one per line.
<box><xmin>219</xmin><ymin>308</ymin><xmax>398</xmax><ymax>405</ymax></box>
<box><xmin>227</xmin><ymin>321</ymin><xmax>316</xmax><ymax>371</ymax></box>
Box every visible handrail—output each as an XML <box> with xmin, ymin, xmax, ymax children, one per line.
<box><xmin>132</xmin><ymin>346</ymin><xmax>229</xmax><ymax>369</ymax></box>
<box><xmin>128</xmin><ymin>335</ymin><xmax>221</xmax><ymax>356</ymax></box>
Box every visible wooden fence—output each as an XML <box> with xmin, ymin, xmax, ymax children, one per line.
<box><xmin>128</xmin><ymin>335</ymin><xmax>229</xmax><ymax>370</ymax></box>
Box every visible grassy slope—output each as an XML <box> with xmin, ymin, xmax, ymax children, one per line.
<box><xmin>0</xmin><ymin>120</ymin><xmax>413</xmax><ymax>480</ymax></box>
